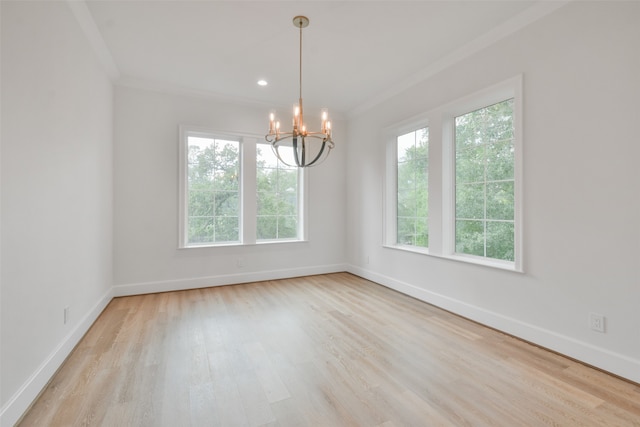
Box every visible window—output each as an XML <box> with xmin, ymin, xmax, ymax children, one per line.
<box><xmin>256</xmin><ymin>144</ymin><xmax>300</xmax><ymax>241</ymax></box>
<box><xmin>385</xmin><ymin>76</ymin><xmax>522</xmax><ymax>271</ymax></box>
<box><xmin>185</xmin><ymin>134</ymin><xmax>240</xmax><ymax>245</ymax></box>
<box><xmin>179</xmin><ymin>128</ymin><xmax>305</xmax><ymax>248</ymax></box>
<box><xmin>397</xmin><ymin>128</ymin><xmax>429</xmax><ymax>247</ymax></box>
<box><xmin>455</xmin><ymin>100</ymin><xmax>514</xmax><ymax>261</ymax></box>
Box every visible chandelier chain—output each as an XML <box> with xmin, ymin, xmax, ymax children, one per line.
<box><xmin>299</xmin><ymin>20</ymin><xmax>303</xmax><ymax>101</ymax></box>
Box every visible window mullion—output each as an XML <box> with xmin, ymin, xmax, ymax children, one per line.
<box><xmin>242</xmin><ymin>137</ymin><xmax>257</xmax><ymax>245</ymax></box>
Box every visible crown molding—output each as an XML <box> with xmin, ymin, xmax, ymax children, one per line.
<box><xmin>348</xmin><ymin>1</ymin><xmax>571</xmax><ymax>118</ymax></box>
<box><xmin>66</xmin><ymin>0</ymin><xmax>120</xmax><ymax>81</ymax></box>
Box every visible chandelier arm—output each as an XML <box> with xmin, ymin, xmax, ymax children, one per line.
<box><xmin>302</xmin><ymin>138</ymin><xmax>307</xmax><ymax>165</ymax></box>
<box><xmin>270</xmin><ymin>132</ymin><xmax>329</xmax><ymax>142</ymax></box>
<box><xmin>270</xmin><ymin>145</ymin><xmax>289</xmax><ymax>166</ymax></box>
<box><xmin>306</xmin><ymin>139</ymin><xmax>328</xmax><ymax>167</ymax></box>
<box><xmin>292</xmin><ymin>136</ymin><xmax>301</xmax><ymax>167</ymax></box>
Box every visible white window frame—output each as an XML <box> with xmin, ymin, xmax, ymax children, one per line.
<box><xmin>384</xmin><ymin>75</ymin><xmax>523</xmax><ymax>272</ymax></box>
<box><xmin>178</xmin><ymin>126</ymin><xmax>307</xmax><ymax>249</ymax></box>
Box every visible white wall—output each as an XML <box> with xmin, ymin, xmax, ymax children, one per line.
<box><xmin>112</xmin><ymin>86</ymin><xmax>347</xmax><ymax>295</ymax></box>
<box><xmin>346</xmin><ymin>1</ymin><xmax>640</xmax><ymax>382</ymax></box>
<box><xmin>0</xmin><ymin>1</ymin><xmax>114</xmax><ymax>425</ymax></box>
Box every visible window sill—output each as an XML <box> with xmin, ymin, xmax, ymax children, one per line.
<box><xmin>383</xmin><ymin>244</ymin><xmax>430</xmax><ymax>256</ymax></box>
<box><xmin>255</xmin><ymin>239</ymin><xmax>307</xmax><ymax>246</ymax></box>
<box><xmin>179</xmin><ymin>239</ymin><xmax>307</xmax><ymax>250</ymax></box>
<box><xmin>383</xmin><ymin>244</ymin><xmax>522</xmax><ymax>273</ymax></box>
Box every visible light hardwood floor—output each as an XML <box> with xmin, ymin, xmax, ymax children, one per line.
<box><xmin>18</xmin><ymin>273</ymin><xmax>640</xmax><ymax>426</ymax></box>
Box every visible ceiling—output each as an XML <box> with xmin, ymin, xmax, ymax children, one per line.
<box><xmin>82</xmin><ymin>0</ymin><xmax>551</xmax><ymax>116</ymax></box>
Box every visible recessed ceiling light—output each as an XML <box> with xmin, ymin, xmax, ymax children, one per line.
<box><xmin>257</xmin><ymin>79</ymin><xmax>268</xmax><ymax>86</ymax></box>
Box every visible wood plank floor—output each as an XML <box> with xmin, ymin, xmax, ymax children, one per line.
<box><xmin>18</xmin><ymin>273</ymin><xmax>640</xmax><ymax>426</ymax></box>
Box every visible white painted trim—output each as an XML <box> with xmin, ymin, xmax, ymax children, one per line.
<box><xmin>0</xmin><ymin>288</ymin><xmax>114</xmax><ymax>427</ymax></box>
<box><xmin>113</xmin><ymin>264</ymin><xmax>348</xmax><ymax>297</ymax></box>
<box><xmin>349</xmin><ymin>1</ymin><xmax>570</xmax><ymax>117</ymax></box>
<box><xmin>347</xmin><ymin>264</ymin><xmax>640</xmax><ymax>385</ymax></box>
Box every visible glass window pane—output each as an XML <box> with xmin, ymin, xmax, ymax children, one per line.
<box><xmin>486</xmin><ymin>141</ymin><xmax>514</xmax><ymax>181</ymax></box>
<box><xmin>397</xmin><ymin>190</ymin><xmax>417</xmax><ymax>217</ymax></box>
<box><xmin>415</xmin><ymin>217</ymin><xmax>428</xmax><ymax>247</ymax></box>
<box><xmin>455</xmin><ymin>220</ymin><xmax>484</xmax><ymax>256</ymax></box>
<box><xmin>257</xmin><ymin>216</ymin><xmax>277</xmax><ymax>240</ymax></box>
<box><xmin>455</xmin><ymin>116</ymin><xmax>479</xmax><ymax>151</ymax></box>
<box><xmin>257</xmin><ymin>168</ymin><xmax>277</xmax><ymax>193</ymax></box>
<box><xmin>488</xmin><ymin>99</ymin><xmax>514</xmax><ymax>143</ymax></box>
<box><xmin>397</xmin><ymin>217</ymin><xmax>416</xmax><ymax>246</ymax></box>
<box><xmin>486</xmin><ymin>182</ymin><xmax>514</xmax><ymax>220</ymax></box>
<box><xmin>397</xmin><ymin>165</ymin><xmax>416</xmax><ymax>192</ymax></box>
<box><xmin>186</xmin><ymin>135</ymin><xmax>240</xmax><ymax>245</ymax></box>
<box><xmin>189</xmin><ymin>217</ymin><xmax>213</xmax><ymax>244</ymax></box>
<box><xmin>454</xmin><ymin>98</ymin><xmax>514</xmax><ymax>261</ymax></box>
<box><xmin>278</xmin><ymin>169</ymin><xmax>298</xmax><ymax>193</ymax></box>
<box><xmin>415</xmin><ymin>182</ymin><xmax>428</xmax><ymax>218</ymax></box>
<box><xmin>257</xmin><ymin>145</ymin><xmax>278</xmax><ymax>168</ymax></box>
<box><xmin>256</xmin><ymin>144</ymin><xmax>299</xmax><ymax>241</ymax></box>
<box><xmin>456</xmin><ymin>145</ymin><xmax>485</xmax><ymax>184</ymax></box>
<box><xmin>278</xmin><ymin>216</ymin><xmax>298</xmax><ymax>239</ymax></box>
<box><xmin>279</xmin><ymin>193</ymin><xmax>297</xmax><ymax>216</ymax></box>
<box><xmin>257</xmin><ymin>192</ymin><xmax>276</xmax><ymax>216</ymax></box>
<box><xmin>188</xmin><ymin>190</ymin><xmax>213</xmax><ymax>217</ymax></box>
<box><xmin>397</xmin><ymin>132</ymin><xmax>415</xmax><ymax>163</ymax></box>
<box><xmin>213</xmin><ymin>191</ymin><xmax>239</xmax><ymax>216</ymax></box>
<box><xmin>214</xmin><ymin>216</ymin><xmax>239</xmax><ymax>242</ymax></box>
<box><xmin>396</xmin><ymin>127</ymin><xmax>428</xmax><ymax>248</ymax></box>
<box><xmin>486</xmin><ymin>221</ymin><xmax>514</xmax><ymax>261</ymax></box>
<box><xmin>456</xmin><ymin>183</ymin><xmax>484</xmax><ymax>219</ymax></box>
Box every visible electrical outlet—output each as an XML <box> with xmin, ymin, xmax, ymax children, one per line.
<box><xmin>237</xmin><ymin>257</ymin><xmax>244</xmax><ymax>268</ymax></box>
<box><xmin>589</xmin><ymin>312</ymin><xmax>605</xmax><ymax>333</ymax></box>
<box><xmin>365</xmin><ymin>255</ymin><xmax>370</xmax><ymax>265</ymax></box>
<box><xmin>64</xmin><ymin>307</ymin><xmax>70</xmax><ymax>325</ymax></box>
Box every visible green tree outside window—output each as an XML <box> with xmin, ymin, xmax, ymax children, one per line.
<box><xmin>397</xmin><ymin>128</ymin><xmax>429</xmax><ymax>247</ymax></box>
<box><xmin>257</xmin><ymin>145</ymin><xmax>299</xmax><ymax>240</ymax></box>
<box><xmin>187</xmin><ymin>136</ymin><xmax>240</xmax><ymax>244</ymax></box>
<box><xmin>455</xmin><ymin>99</ymin><xmax>514</xmax><ymax>261</ymax></box>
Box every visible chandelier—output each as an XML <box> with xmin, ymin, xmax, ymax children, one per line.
<box><xmin>265</xmin><ymin>16</ymin><xmax>334</xmax><ymax>168</ymax></box>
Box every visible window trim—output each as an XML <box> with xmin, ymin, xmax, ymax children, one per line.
<box><xmin>178</xmin><ymin>126</ymin><xmax>307</xmax><ymax>249</ymax></box>
<box><xmin>384</xmin><ymin>75</ymin><xmax>523</xmax><ymax>272</ymax></box>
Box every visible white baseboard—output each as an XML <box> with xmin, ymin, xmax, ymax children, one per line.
<box><xmin>0</xmin><ymin>287</ymin><xmax>114</xmax><ymax>427</ymax></box>
<box><xmin>347</xmin><ymin>264</ymin><xmax>640</xmax><ymax>385</ymax></box>
<box><xmin>113</xmin><ymin>263</ymin><xmax>349</xmax><ymax>297</ymax></box>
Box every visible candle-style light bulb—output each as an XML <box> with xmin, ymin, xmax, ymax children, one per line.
<box><xmin>293</xmin><ymin>105</ymin><xmax>300</xmax><ymax>130</ymax></box>
<box><xmin>321</xmin><ymin>109</ymin><xmax>329</xmax><ymax>133</ymax></box>
<box><xmin>269</xmin><ymin>112</ymin><xmax>275</xmax><ymax>133</ymax></box>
